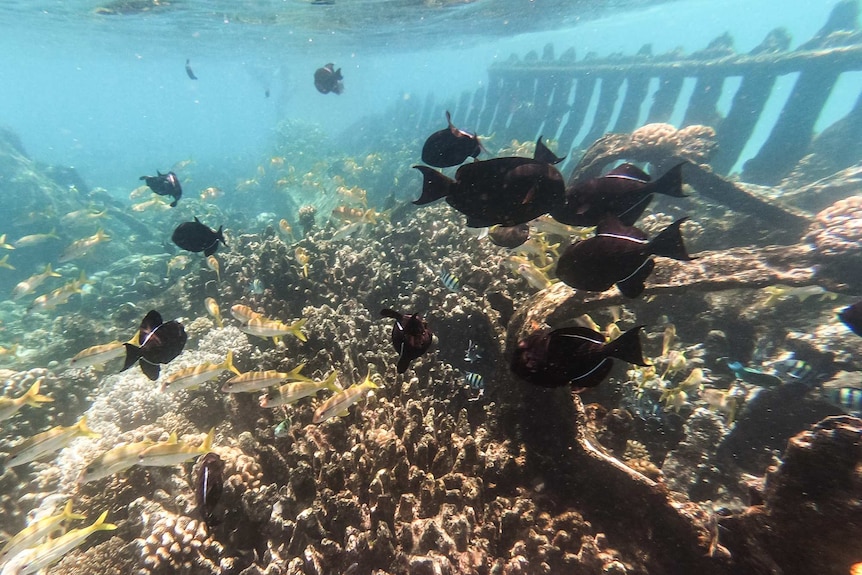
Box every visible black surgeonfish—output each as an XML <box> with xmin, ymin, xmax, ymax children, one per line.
<box><xmin>172</xmin><ymin>217</ymin><xmax>227</xmax><ymax>256</ymax></box>
<box><xmin>421</xmin><ymin>111</ymin><xmax>482</xmax><ymax>168</ymax></box>
<box><xmin>185</xmin><ymin>59</ymin><xmax>198</xmax><ymax>80</ymax></box>
<box><xmin>196</xmin><ymin>452</ymin><xmax>225</xmax><ymax>527</ymax></box>
<box><xmin>139</xmin><ymin>171</ymin><xmax>183</xmax><ymax>207</ymax></box>
<box><xmin>488</xmin><ymin>223</ymin><xmax>530</xmax><ymax>248</ymax></box>
<box><xmin>314</xmin><ymin>63</ymin><xmax>343</xmax><ymax>94</ymax></box>
<box><xmin>839</xmin><ymin>300</ymin><xmax>862</xmax><ymax>337</ymax></box>
<box><xmin>512</xmin><ymin>324</ymin><xmax>648</xmax><ymax>389</ymax></box>
<box><xmin>381</xmin><ymin>308</ymin><xmax>433</xmax><ymax>373</ymax></box>
<box><xmin>121</xmin><ymin>310</ymin><xmax>187</xmax><ymax>381</ymax></box>
<box><xmin>551</xmin><ymin>162</ymin><xmax>687</xmax><ymax>227</ymax></box>
<box><xmin>413</xmin><ymin>137</ymin><xmax>565</xmax><ymax>227</ymax></box>
<box><xmin>555</xmin><ymin>215</ymin><xmax>694</xmax><ymax>298</ymax></box>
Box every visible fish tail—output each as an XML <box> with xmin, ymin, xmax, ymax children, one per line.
<box><xmin>290</xmin><ymin>318</ymin><xmax>308</xmax><ymax>342</ymax></box>
<box><xmin>649</xmin><ymin>162</ymin><xmax>687</xmax><ymax>198</ymax></box>
<box><xmin>61</xmin><ymin>500</ymin><xmax>87</xmax><ymax>521</ymax></box>
<box><xmin>217</xmin><ymin>226</ymin><xmax>227</xmax><ymax>247</ymax></box>
<box><xmin>201</xmin><ymin>427</ymin><xmax>216</xmax><ymax>452</ymax></box>
<box><xmin>324</xmin><ymin>371</ymin><xmax>342</xmax><ymax>392</ymax></box>
<box><xmin>225</xmin><ymin>350</ymin><xmax>241</xmax><ymax>375</ymax></box>
<box><xmin>44</xmin><ymin>263</ymin><xmax>61</xmax><ymax>277</ymax></box>
<box><xmin>22</xmin><ymin>379</ymin><xmax>54</xmax><ymax>407</ymax></box>
<box><xmin>289</xmin><ymin>362</ymin><xmax>311</xmax><ymax>381</ymax></box>
<box><xmin>604</xmin><ymin>325</ymin><xmax>649</xmax><ymax>366</ymax></box>
<box><xmin>76</xmin><ymin>415</ymin><xmax>101</xmax><ymax>439</ymax></box>
<box><xmin>89</xmin><ymin>510</ymin><xmax>118</xmax><ymax>533</ymax></box>
<box><xmin>648</xmin><ymin>217</ymin><xmax>694</xmax><ymax>261</ymax></box>
<box><xmin>121</xmin><ymin>342</ymin><xmax>142</xmax><ymax>372</ymax></box>
<box><xmin>412</xmin><ymin>165</ymin><xmax>453</xmax><ymax>205</ymax></box>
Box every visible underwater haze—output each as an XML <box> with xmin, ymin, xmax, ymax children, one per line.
<box><xmin>1</xmin><ymin>1</ymin><xmax>862</xmax><ymax>575</ymax></box>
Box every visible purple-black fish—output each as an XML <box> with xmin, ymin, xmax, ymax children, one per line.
<box><xmin>421</xmin><ymin>111</ymin><xmax>482</xmax><ymax>168</ymax></box>
<box><xmin>488</xmin><ymin>223</ymin><xmax>530</xmax><ymax>248</ymax></box>
<box><xmin>551</xmin><ymin>163</ymin><xmax>687</xmax><ymax>227</ymax></box>
<box><xmin>314</xmin><ymin>63</ymin><xmax>343</xmax><ymax>95</ymax></box>
<box><xmin>196</xmin><ymin>452</ymin><xmax>225</xmax><ymax>527</ymax></box>
<box><xmin>555</xmin><ymin>215</ymin><xmax>694</xmax><ymax>298</ymax></box>
<box><xmin>381</xmin><ymin>308</ymin><xmax>433</xmax><ymax>374</ymax></box>
<box><xmin>839</xmin><ymin>300</ymin><xmax>862</xmax><ymax>337</ymax></box>
<box><xmin>139</xmin><ymin>171</ymin><xmax>182</xmax><ymax>207</ymax></box>
<box><xmin>511</xmin><ymin>325</ymin><xmax>647</xmax><ymax>389</ymax></box>
<box><xmin>172</xmin><ymin>217</ymin><xmax>227</xmax><ymax>257</ymax></box>
<box><xmin>413</xmin><ymin>137</ymin><xmax>565</xmax><ymax>228</ymax></box>
<box><xmin>121</xmin><ymin>310</ymin><xmax>187</xmax><ymax>381</ymax></box>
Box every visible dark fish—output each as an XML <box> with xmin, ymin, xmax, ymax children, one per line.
<box><xmin>380</xmin><ymin>308</ymin><xmax>433</xmax><ymax>374</ymax></box>
<box><xmin>172</xmin><ymin>217</ymin><xmax>227</xmax><ymax>256</ymax></box>
<box><xmin>552</xmin><ymin>163</ymin><xmax>686</xmax><ymax>227</ymax></box>
<box><xmin>314</xmin><ymin>63</ymin><xmax>343</xmax><ymax>95</ymax></box>
<box><xmin>511</xmin><ymin>324</ymin><xmax>648</xmax><ymax>389</ymax></box>
<box><xmin>413</xmin><ymin>137</ymin><xmax>565</xmax><ymax>227</ymax></box>
<box><xmin>196</xmin><ymin>452</ymin><xmax>225</xmax><ymax>527</ymax></box>
<box><xmin>185</xmin><ymin>59</ymin><xmax>198</xmax><ymax>80</ymax></box>
<box><xmin>139</xmin><ymin>171</ymin><xmax>182</xmax><ymax>207</ymax></box>
<box><xmin>421</xmin><ymin>111</ymin><xmax>482</xmax><ymax>168</ymax></box>
<box><xmin>121</xmin><ymin>310</ymin><xmax>188</xmax><ymax>381</ymax></box>
<box><xmin>555</xmin><ymin>215</ymin><xmax>694</xmax><ymax>298</ymax></box>
<box><xmin>839</xmin><ymin>300</ymin><xmax>862</xmax><ymax>337</ymax></box>
<box><xmin>265</xmin><ymin>88</ymin><xmax>270</xmax><ymax>98</ymax></box>
<box><xmin>488</xmin><ymin>223</ymin><xmax>529</xmax><ymax>248</ymax></box>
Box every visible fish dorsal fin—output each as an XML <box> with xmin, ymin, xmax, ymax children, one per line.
<box><xmin>167</xmin><ymin>432</ymin><xmax>179</xmax><ymax>444</ymax></box>
<box><xmin>553</xmin><ymin>326</ymin><xmax>606</xmax><ymax>344</ymax></box>
<box><xmin>380</xmin><ymin>308</ymin><xmax>402</xmax><ymax>321</ymax></box>
<box><xmin>533</xmin><ymin>136</ymin><xmax>564</xmax><ymax>165</ymax></box>
<box><xmin>140</xmin><ymin>310</ymin><xmax>164</xmax><ymax>337</ymax></box>
<box><xmin>606</xmin><ymin>163</ymin><xmax>650</xmax><ymax>182</ymax></box>
<box><xmin>596</xmin><ymin>215</ymin><xmax>647</xmax><ymax>241</ymax></box>
<box><xmin>194</xmin><ymin>216</ymin><xmax>202</xmax><ymax>224</ymax></box>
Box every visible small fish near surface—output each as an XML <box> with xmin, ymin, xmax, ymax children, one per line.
<box><xmin>556</xmin><ymin>215</ymin><xmax>694</xmax><ymax>298</ymax></box>
<box><xmin>172</xmin><ymin>217</ymin><xmax>227</xmax><ymax>256</ymax></box>
<box><xmin>412</xmin><ymin>137</ymin><xmax>566</xmax><ymax>228</ymax></box>
<box><xmin>380</xmin><ymin>308</ymin><xmax>433</xmax><ymax>373</ymax></box>
<box><xmin>551</xmin><ymin>163</ymin><xmax>687</xmax><ymax>227</ymax></box>
<box><xmin>121</xmin><ymin>310</ymin><xmax>188</xmax><ymax>381</ymax></box>
<box><xmin>314</xmin><ymin>63</ymin><xmax>343</xmax><ymax>94</ymax></box>
<box><xmin>139</xmin><ymin>171</ymin><xmax>182</xmax><ymax>207</ymax></box>
<box><xmin>421</xmin><ymin>110</ymin><xmax>483</xmax><ymax>168</ymax></box>
<box><xmin>511</xmin><ymin>324</ymin><xmax>648</xmax><ymax>390</ymax></box>
<box><xmin>196</xmin><ymin>452</ymin><xmax>224</xmax><ymax>528</ymax></box>
<box><xmin>185</xmin><ymin>58</ymin><xmax>198</xmax><ymax>80</ymax></box>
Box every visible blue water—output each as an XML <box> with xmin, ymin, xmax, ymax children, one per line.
<box><xmin>0</xmin><ymin>0</ymin><xmax>846</xmax><ymax>193</ymax></box>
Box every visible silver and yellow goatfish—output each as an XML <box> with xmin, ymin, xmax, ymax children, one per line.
<box><xmin>77</xmin><ymin>438</ymin><xmax>155</xmax><ymax>484</ymax></box>
<box><xmin>222</xmin><ymin>363</ymin><xmax>310</xmax><ymax>394</ymax></box>
<box><xmin>58</xmin><ymin>229</ymin><xmax>110</xmax><ymax>263</ymax></box>
<box><xmin>259</xmin><ymin>371</ymin><xmax>340</xmax><ymax>408</ymax></box>
<box><xmin>0</xmin><ymin>234</ymin><xmax>14</xmax><ymax>250</ymax></box>
<box><xmin>205</xmin><ymin>297</ymin><xmax>223</xmax><ymax>327</ymax></box>
<box><xmin>13</xmin><ymin>229</ymin><xmax>59</xmax><ymax>248</ymax></box>
<box><xmin>12</xmin><ymin>264</ymin><xmax>61</xmax><ymax>300</ymax></box>
<box><xmin>4</xmin><ymin>510</ymin><xmax>117</xmax><ymax>575</ymax></box>
<box><xmin>0</xmin><ymin>500</ymin><xmax>85</xmax><ymax>565</ymax></box>
<box><xmin>161</xmin><ymin>351</ymin><xmax>241</xmax><ymax>393</ymax></box>
<box><xmin>60</xmin><ymin>207</ymin><xmax>106</xmax><ymax>225</ymax></box>
<box><xmin>5</xmin><ymin>416</ymin><xmax>100</xmax><ymax>468</ymax></box>
<box><xmin>230</xmin><ymin>304</ymin><xmax>262</xmax><ymax>324</ymax></box>
<box><xmin>516</xmin><ymin>261</ymin><xmax>555</xmax><ymax>291</ymax></box>
<box><xmin>312</xmin><ymin>368</ymin><xmax>380</xmax><ymax>424</ymax></box>
<box><xmin>70</xmin><ymin>340</ymin><xmax>125</xmax><ymax>369</ymax></box>
<box><xmin>135</xmin><ymin>428</ymin><xmax>215</xmax><ymax>467</ymax></box>
<box><xmin>762</xmin><ymin>284</ymin><xmax>838</xmax><ymax>306</ymax></box>
<box><xmin>0</xmin><ymin>380</ymin><xmax>53</xmax><ymax>422</ymax></box>
<box><xmin>239</xmin><ymin>316</ymin><xmax>308</xmax><ymax>344</ymax></box>
<box><xmin>26</xmin><ymin>276</ymin><xmax>86</xmax><ymax>314</ymax></box>
<box><xmin>529</xmin><ymin>215</ymin><xmax>594</xmax><ymax>240</ymax></box>
<box><xmin>0</xmin><ymin>254</ymin><xmax>14</xmax><ymax>270</ymax></box>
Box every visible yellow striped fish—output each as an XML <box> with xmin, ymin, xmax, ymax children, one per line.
<box><xmin>136</xmin><ymin>428</ymin><xmax>215</xmax><ymax>467</ymax></box>
<box><xmin>0</xmin><ymin>380</ymin><xmax>53</xmax><ymax>422</ymax></box>
<box><xmin>222</xmin><ymin>363</ymin><xmax>310</xmax><ymax>394</ymax></box>
<box><xmin>6</xmin><ymin>416</ymin><xmax>100</xmax><ymax>468</ymax></box>
<box><xmin>239</xmin><ymin>317</ymin><xmax>307</xmax><ymax>344</ymax></box>
<box><xmin>70</xmin><ymin>341</ymin><xmax>125</xmax><ymax>368</ymax></box>
<box><xmin>259</xmin><ymin>371</ymin><xmax>340</xmax><ymax>408</ymax></box>
<box><xmin>313</xmin><ymin>368</ymin><xmax>380</xmax><ymax>423</ymax></box>
<box><xmin>160</xmin><ymin>351</ymin><xmax>241</xmax><ymax>393</ymax></box>
<box><xmin>230</xmin><ymin>304</ymin><xmax>262</xmax><ymax>324</ymax></box>
<box><xmin>0</xmin><ymin>500</ymin><xmax>85</xmax><ymax>565</ymax></box>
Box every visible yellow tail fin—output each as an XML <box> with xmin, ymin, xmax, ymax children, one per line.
<box><xmin>290</xmin><ymin>318</ymin><xmax>308</xmax><ymax>342</ymax></box>
<box><xmin>23</xmin><ymin>380</ymin><xmax>54</xmax><ymax>407</ymax></box>
<box><xmin>224</xmin><ymin>350</ymin><xmax>241</xmax><ymax>375</ymax></box>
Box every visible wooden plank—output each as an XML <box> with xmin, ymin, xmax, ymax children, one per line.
<box><xmin>581</xmin><ymin>75</ymin><xmax>624</xmax><ymax>147</ymax></box>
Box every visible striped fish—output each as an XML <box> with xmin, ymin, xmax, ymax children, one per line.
<box><xmin>222</xmin><ymin>363</ymin><xmax>310</xmax><ymax>393</ymax></box>
<box><xmin>161</xmin><ymin>351</ymin><xmax>241</xmax><ymax>393</ymax></box>
<box><xmin>439</xmin><ymin>269</ymin><xmax>460</xmax><ymax>292</ymax></box>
